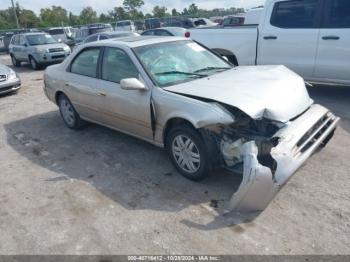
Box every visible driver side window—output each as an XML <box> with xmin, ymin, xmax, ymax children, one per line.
<box><xmin>101</xmin><ymin>47</ymin><xmax>139</xmax><ymax>83</ymax></box>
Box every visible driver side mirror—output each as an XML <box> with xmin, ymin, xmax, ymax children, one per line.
<box><xmin>120</xmin><ymin>78</ymin><xmax>147</xmax><ymax>91</ymax></box>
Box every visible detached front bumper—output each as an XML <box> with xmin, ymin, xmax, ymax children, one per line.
<box><xmin>227</xmin><ymin>104</ymin><xmax>340</xmax><ymax>213</ymax></box>
<box><xmin>0</xmin><ymin>78</ymin><xmax>21</xmax><ymax>95</ymax></box>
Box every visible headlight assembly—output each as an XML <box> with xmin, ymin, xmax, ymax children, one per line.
<box><xmin>7</xmin><ymin>70</ymin><xmax>18</xmax><ymax>81</ymax></box>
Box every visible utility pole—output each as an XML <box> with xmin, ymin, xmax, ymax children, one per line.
<box><xmin>11</xmin><ymin>0</ymin><xmax>20</xmax><ymax>29</ymax></box>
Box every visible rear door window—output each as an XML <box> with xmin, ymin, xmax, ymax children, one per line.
<box><xmin>324</xmin><ymin>0</ymin><xmax>350</xmax><ymax>28</ymax></box>
<box><xmin>70</xmin><ymin>48</ymin><xmax>100</xmax><ymax>78</ymax></box>
<box><xmin>271</xmin><ymin>0</ymin><xmax>320</xmax><ymax>28</ymax></box>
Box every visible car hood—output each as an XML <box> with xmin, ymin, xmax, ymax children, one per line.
<box><xmin>0</xmin><ymin>64</ymin><xmax>12</xmax><ymax>74</ymax></box>
<box><xmin>163</xmin><ymin>65</ymin><xmax>313</xmax><ymax>123</ymax></box>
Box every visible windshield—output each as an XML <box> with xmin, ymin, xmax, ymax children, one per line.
<box><xmin>49</xmin><ymin>29</ymin><xmax>64</xmax><ymax>35</ymax></box>
<box><xmin>134</xmin><ymin>40</ymin><xmax>232</xmax><ymax>87</ymax></box>
<box><xmin>117</xmin><ymin>21</ymin><xmax>131</xmax><ymax>26</ymax></box>
<box><xmin>26</xmin><ymin>34</ymin><xmax>57</xmax><ymax>45</ymax></box>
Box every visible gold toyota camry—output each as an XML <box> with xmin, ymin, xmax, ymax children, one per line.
<box><xmin>44</xmin><ymin>36</ymin><xmax>339</xmax><ymax>212</ymax></box>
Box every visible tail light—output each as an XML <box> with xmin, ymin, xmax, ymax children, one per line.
<box><xmin>185</xmin><ymin>32</ymin><xmax>190</xmax><ymax>38</ymax></box>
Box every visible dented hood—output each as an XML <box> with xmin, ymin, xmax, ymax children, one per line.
<box><xmin>163</xmin><ymin>65</ymin><xmax>313</xmax><ymax>122</ymax></box>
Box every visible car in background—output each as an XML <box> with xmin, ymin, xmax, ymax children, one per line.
<box><xmin>74</xmin><ymin>31</ymin><xmax>140</xmax><ymax>49</ymax></box>
<box><xmin>116</xmin><ymin>20</ymin><xmax>136</xmax><ymax>32</ymax></box>
<box><xmin>221</xmin><ymin>15</ymin><xmax>246</xmax><ymax>27</ymax></box>
<box><xmin>46</xmin><ymin>27</ymin><xmax>75</xmax><ymax>46</ymax></box>
<box><xmin>193</xmin><ymin>18</ymin><xmax>218</xmax><ymax>27</ymax></box>
<box><xmin>145</xmin><ymin>18</ymin><xmax>161</xmax><ymax>29</ymax></box>
<box><xmin>163</xmin><ymin>17</ymin><xmax>196</xmax><ymax>29</ymax></box>
<box><xmin>73</xmin><ymin>24</ymin><xmax>113</xmax><ymax>44</ymax></box>
<box><xmin>0</xmin><ymin>63</ymin><xmax>21</xmax><ymax>95</ymax></box>
<box><xmin>9</xmin><ymin>32</ymin><xmax>71</xmax><ymax>70</ymax></box>
<box><xmin>141</xmin><ymin>27</ymin><xmax>189</xmax><ymax>37</ymax></box>
<box><xmin>43</xmin><ymin>36</ymin><xmax>339</xmax><ymax>213</ymax></box>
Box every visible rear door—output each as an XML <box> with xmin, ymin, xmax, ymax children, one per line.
<box><xmin>258</xmin><ymin>0</ymin><xmax>322</xmax><ymax>78</ymax></box>
<box><xmin>313</xmin><ymin>0</ymin><xmax>350</xmax><ymax>84</ymax></box>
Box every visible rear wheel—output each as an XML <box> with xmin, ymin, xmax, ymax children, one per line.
<box><xmin>29</xmin><ymin>56</ymin><xmax>40</xmax><ymax>70</ymax></box>
<box><xmin>58</xmin><ymin>94</ymin><xmax>84</xmax><ymax>129</ymax></box>
<box><xmin>166</xmin><ymin>125</ymin><xmax>212</xmax><ymax>181</ymax></box>
<box><xmin>11</xmin><ymin>55</ymin><xmax>21</xmax><ymax>67</ymax></box>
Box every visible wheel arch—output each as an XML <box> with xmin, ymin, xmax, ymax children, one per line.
<box><xmin>163</xmin><ymin>117</ymin><xmax>197</xmax><ymax>147</ymax></box>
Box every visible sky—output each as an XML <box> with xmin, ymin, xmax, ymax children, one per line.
<box><xmin>0</xmin><ymin>0</ymin><xmax>265</xmax><ymax>15</ymax></box>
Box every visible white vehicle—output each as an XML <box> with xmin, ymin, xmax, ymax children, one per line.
<box><xmin>189</xmin><ymin>0</ymin><xmax>350</xmax><ymax>86</ymax></box>
<box><xmin>116</xmin><ymin>20</ymin><xmax>136</xmax><ymax>32</ymax></box>
<box><xmin>244</xmin><ymin>7</ymin><xmax>263</xmax><ymax>25</ymax></box>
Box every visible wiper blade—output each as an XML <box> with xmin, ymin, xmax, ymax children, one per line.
<box><xmin>194</xmin><ymin>67</ymin><xmax>231</xmax><ymax>73</ymax></box>
<box><xmin>155</xmin><ymin>71</ymin><xmax>207</xmax><ymax>77</ymax></box>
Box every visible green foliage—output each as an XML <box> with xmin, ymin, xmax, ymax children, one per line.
<box><xmin>152</xmin><ymin>6</ymin><xmax>169</xmax><ymax>18</ymax></box>
<box><xmin>79</xmin><ymin>6</ymin><xmax>98</xmax><ymax>24</ymax></box>
<box><xmin>40</xmin><ymin>6</ymin><xmax>68</xmax><ymax>27</ymax></box>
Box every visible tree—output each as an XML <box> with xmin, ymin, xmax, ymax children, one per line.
<box><xmin>79</xmin><ymin>6</ymin><xmax>97</xmax><ymax>24</ymax></box>
<box><xmin>152</xmin><ymin>6</ymin><xmax>168</xmax><ymax>18</ymax></box>
<box><xmin>40</xmin><ymin>6</ymin><xmax>68</xmax><ymax>26</ymax></box>
<box><xmin>188</xmin><ymin>3</ymin><xmax>199</xmax><ymax>16</ymax></box>
<box><xmin>108</xmin><ymin>6</ymin><xmax>128</xmax><ymax>21</ymax></box>
<box><xmin>123</xmin><ymin>0</ymin><xmax>144</xmax><ymax>20</ymax></box>
<box><xmin>68</xmin><ymin>12</ymin><xmax>80</xmax><ymax>26</ymax></box>
<box><xmin>171</xmin><ymin>8</ymin><xmax>179</xmax><ymax>16</ymax></box>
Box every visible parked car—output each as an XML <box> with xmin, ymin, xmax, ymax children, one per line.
<box><xmin>163</xmin><ymin>17</ymin><xmax>196</xmax><ymax>29</ymax></box>
<box><xmin>9</xmin><ymin>32</ymin><xmax>71</xmax><ymax>70</ymax></box>
<box><xmin>0</xmin><ymin>63</ymin><xmax>21</xmax><ymax>95</ymax></box>
<box><xmin>221</xmin><ymin>15</ymin><xmax>246</xmax><ymax>27</ymax></box>
<box><xmin>193</xmin><ymin>18</ymin><xmax>218</xmax><ymax>27</ymax></box>
<box><xmin>145</xmin><ymin>18</ymin><xmax>161</xmax><ymax>29</ymax></box>
<box><xmin>44</xmin><ymin>36</ymin><xmax>339</xmax><ymax>212</ymax></box>
<box><xmin>74</xmin><ymin>31</ymin><xmax>140</xmax><ymax>49</ymax></box>
<box><xmin>46</xmin><ymin>27</ymin><xmax>75</xmax><ymax>46</ymax></box>
<box><xmin>141</xmin><ymin>27</ymin><xmax>189</xmax><ymax>37</ymax></box>
<box><xmin>116</xmin><ymin>20</ymin><xmax>136</xmax><ymax>32</ymax></box>
<box><xmin>190</xmin><ymin>0</ymin><xmax>350</xmax><ymax>86</ymax></box>
<box><xmin>73</xmin><ymin>24</ymin><xmax>113</xmax><ymax>44</ymax></box>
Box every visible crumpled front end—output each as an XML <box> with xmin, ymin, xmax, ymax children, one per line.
<box><xmin>206</xmin><ymin>104</ymin><xmax>340</xmax><ymax>213</ymax></box>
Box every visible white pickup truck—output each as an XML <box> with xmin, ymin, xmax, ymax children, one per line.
<box><xmin>190</xmin><ymin>0</ymin><xmax>350</xmax><ymax>86</ymax></box>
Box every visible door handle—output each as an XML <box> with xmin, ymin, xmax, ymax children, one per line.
<box><xmin>322</xmin><ymin>36</ymin><xmax>340</xmax><ymax>40</ymax></box>
<box><xmin>263</xmin><ymin>35</ymin><xmax>278</xmax><ymax>40</ymax></box>
<box><xmin>97</xmin><ymin>91</ymin><xmax>107</xmax><ymax>97</ymax></box>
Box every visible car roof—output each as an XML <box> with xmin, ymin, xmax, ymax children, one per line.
<box><xmin>86</xmin><ymin>36</ymin><xmax>188</xmax><ymax>48</ymax></box>
<box><xmin>21</xmin><ymin>32</ymin><xmax>47</xmax><ymax>36</ymax></box>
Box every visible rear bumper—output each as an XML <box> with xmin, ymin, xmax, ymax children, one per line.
<box><xmin>227</xmin><ymin>104</ymin><xmax>340</xmax><ymax>212</ymax></box>
<box><xmin>0</xmin><ymin>78</ymin><xmax>21</xmax><ymax>95</ymax></box>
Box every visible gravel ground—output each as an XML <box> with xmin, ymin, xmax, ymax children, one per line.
<box><xmin>0</xmin><ymin>53</ymin><xmax>349</xmax><ymax>255</ymax></box>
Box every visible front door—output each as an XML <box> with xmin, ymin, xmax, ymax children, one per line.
<box><xmin>96</xmin><ymin>47</ymin><xmax>153</xmax><ymax>140</ymax></box>
<box><xmin>258</xmin><ymin>0</ymin><xmax>322</xmax><ymax>79</ymax></box>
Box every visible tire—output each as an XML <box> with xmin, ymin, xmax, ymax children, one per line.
<box><xmin>11</xmin><ymin>54</ymin><xmax>21</xmax><ymax>67</ymax></box>
<box><xmin>166</xmin><ymin>125</ymin><xmax>213</xmax><ymax>181</ymax></box>
<box><xmin>58</xmin><ymin>94</ymin><xmax>84</xmax><ymax>129</ymax></box>
<box><xmin>29</xmin><ymin>56</ymin><xmax>40</xmax><ymax>70</ymax></box>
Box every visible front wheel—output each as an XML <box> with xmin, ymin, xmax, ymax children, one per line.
<box><xmin>29</xmin><ymin>56</ymin><xmax>40</xmax><ymax>70</ymax></box>
<box><xmin>11</xmin><ymin>55</ymin><xmax>21</xmax><ymax>67</ymax></box>
<box><xmin>166</xmin><ymin>125</ymin><xmax>212</xmax><ymax>181</ymax></box>
<box><xmin>58</xmin><ymin>94</ymin><xmax>84</xmax><ymax>129</ymax></box>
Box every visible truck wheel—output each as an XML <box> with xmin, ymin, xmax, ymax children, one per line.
<box><xmin>166</xmin><ymin>125</ymin><xmax>212</xmax><ymax>181</ymax></box>
<box><xmin>11</xmin><ymin>55</ymin><xmax>21</xmax><ymax>67</ymax></box>
<box><xmin>29</xmin><ymin>56</ymin><xmax>40</xmax><ymax>70</ymax></box>
<box><xmin>58</xmin><ymin>94</ymin><xmax>84</xmax><ymax>129</ymax></box>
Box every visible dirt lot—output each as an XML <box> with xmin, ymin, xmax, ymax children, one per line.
<box><xmin>0</xmin><ymin>53</ymin><xmax>349</xmax><ymax>255</ymax></box>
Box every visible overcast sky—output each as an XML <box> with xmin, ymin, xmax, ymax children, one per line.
<box><xmin>0</xmin><ymin>0</ymin><xmax>265</xmax><ymax>15</ymax></box>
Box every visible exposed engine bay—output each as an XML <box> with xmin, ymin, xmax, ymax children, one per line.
<box><xmin>202</xmin><ymin>104</ymin><xmax>339</xmax><ymax>213</ymax></box>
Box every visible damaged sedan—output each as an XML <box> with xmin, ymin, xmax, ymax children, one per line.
<box><xmin>43</xmin><ymin>36</ymin><xmax>339</xmax><ymax>212</ymax></box>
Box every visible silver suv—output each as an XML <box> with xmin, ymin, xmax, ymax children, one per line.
<box><xmin>9</xmin><ymin>32</ymin><xmax>71</xmax><ymax>70</ymax></box>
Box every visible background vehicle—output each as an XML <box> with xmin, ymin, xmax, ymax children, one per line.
<box><xmin>116</xmin><ymin>20</ymin><xmax>136</xmax><ymax>32</ymax></box>
<box><xmin>221</xmin><ymin>15</ymin><xmax>246</xmax><ymax>27</ymax></box>
<box><xmin>83</xmin><ymin>31</ymin><xmax>139</xmax><ymax>44</ymax></box>
<box><xmin>163</xmin><ymin>17</ymin><xmax>196</xmax><ymax>28</ymax></box>
<box><xmin>9</xmin><ymin>33</ymin><xmax>71</xmax><ymax>70</ymax></box>
<box><xmin>141</xmin><ymin>27</ymin><xmax>189</xmax><ymax>37</ymax></box>
<box><xmin>190</xmin><ymin>0</ymin><xmax>350</xmax><ymax>86</ymax></box>
<box><xmin>46</xmin><ymin>27</ymin><xmax>75</xmax><ymax>46</ymax></box>
<box><xmin>0</xmin><ymin>63</ymin><xmax>21</xmax><ymax>95</ymax></box>
<box><xmin>73</xmin><ymin>24</ymin><xmax>113</xmax><ymax>44</ymax></box>
<box><xmin>145</xmin><ymin>18</ymin><xmax>161</xmax><ymax>29</ymax></box>
<box><xmin>193</xmin><ymin>18</ymin><xmax>218</xmax><ymax>27</ymax></box>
